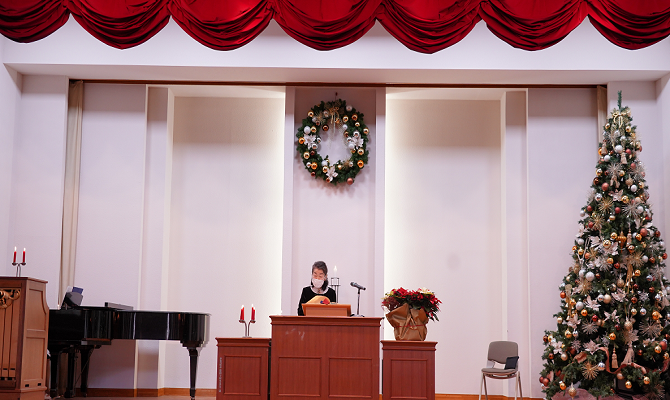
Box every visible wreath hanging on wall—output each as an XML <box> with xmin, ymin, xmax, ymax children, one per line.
<box><xmin>296</xmin><ymin>99</ymin><xmax>369</xmax><ymax>185</ymax></box>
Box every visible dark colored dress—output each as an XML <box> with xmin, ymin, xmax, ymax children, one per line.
<box><xmin>297</xmin><ymin>286</ymin><xmax>337</xmax><ymax>316</ymax></box>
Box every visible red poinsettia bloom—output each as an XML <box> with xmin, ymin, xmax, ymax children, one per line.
<box><xmin>382</xmin><ymin>287</ymin><xmax>441</xmax><ymax>321</ymax></box>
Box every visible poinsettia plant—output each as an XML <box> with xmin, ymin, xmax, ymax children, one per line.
<box><xmin>382</xmin><ymin>287</ymin><xmax>441</xmax><ymax>321</ymax></box>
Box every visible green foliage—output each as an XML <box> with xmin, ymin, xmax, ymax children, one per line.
<box><xmin>540</xmin><ymin>97</ymin><xmax>670</xmax><ymax>399</ymax></box>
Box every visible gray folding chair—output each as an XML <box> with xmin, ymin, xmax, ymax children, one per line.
<box><xmin>479</xmin><ymin>341</ymin><xmax>522</xmax><ymax>400</ymax></box>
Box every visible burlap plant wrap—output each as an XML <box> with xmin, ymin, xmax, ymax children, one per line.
<box><xmin>385</xmin><ymin>303</ymin><xmax>429</xmax><ymax>341</ymax></box>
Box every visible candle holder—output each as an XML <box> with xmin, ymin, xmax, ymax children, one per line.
<box><xmin>12</xmin><ymin>261</ymin><xmax>26</xmax><ymax>277</ymax></box>
<box><xmin>239</xmin><ymin>319</ymin><xmax>256</xmax><ymax>337</ymax></box>
<box><xmin>330</xmin><ymin>277</ymin><xmax>340</xmax><ymax>302</ymax></box>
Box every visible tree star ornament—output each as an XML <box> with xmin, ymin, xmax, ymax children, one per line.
<box><xmin>296</xmin><ymin>99</ymin><xmax>369</xmax><ymax>185</ymax></box>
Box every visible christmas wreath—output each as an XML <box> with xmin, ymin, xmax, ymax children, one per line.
<box><xmin>296</xmin><ymin>99</ymin><xmax>369</xmax><ymax>185</ymax></box>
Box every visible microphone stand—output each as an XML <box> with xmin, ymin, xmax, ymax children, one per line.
<box><xmin>352</xmin><ymin>288</ymin><xmax>364</xmax><ymax>317</ymax></box>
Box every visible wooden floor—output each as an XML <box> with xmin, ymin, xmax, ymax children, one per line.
<box><xmin>52</xmin><ymin>397</ymin><xmax>215</xmax><ymax>400</ymax></box>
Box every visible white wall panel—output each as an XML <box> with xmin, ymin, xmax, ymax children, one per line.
<box><xmin>385</xmin><ymin>97</ymin><xmax>502</xmax><ymax>395</ymax></box>
<box><xmin>167</xmin><ymin>95</ymin><xmax>284</xmax><ymax>389</ymax></box>
<box><xmin>527</xmin><ymin>88</ymin><xmax>597</xmax><ymax>398</ymax></box>
<box><xmin>75</xmin><ymin>83</ymin><xmax>147</xmax><ymax>389</ymax></box>
<box><xmin>7</xmin><ymin>75</ymin><xmax>68</xmax><ymax>304</ymax></box>
<box><xmin>291</xmin><ymin>87</ymin><xmax>378</xmax><ymax>317</ymax></box>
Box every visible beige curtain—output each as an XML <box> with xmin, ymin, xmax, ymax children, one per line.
<box><xmin>59</xmin><ymin>81</ymin><xmax>83</xmax><ymax>303</ymax></box>
<box><xmin>597</xmin><ymin>85</ymin><xmax>607</xmax><ymax>145</ymax></box>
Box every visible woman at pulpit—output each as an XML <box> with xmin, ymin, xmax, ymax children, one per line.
<box><xmin>297</xmin><ymin>261</ymin><xmax>337</xmax><ymax>315</ymax></box>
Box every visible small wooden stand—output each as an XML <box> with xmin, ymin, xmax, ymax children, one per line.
<box><xmin>0</xmin><ymin>277</ymin><xmax>49</xmax><ymax>400</ymax></box>
<box><xmin>382</xmin><ymin>340</ymin><xmax>437</xmax><ymax>400</ymax></box>
<box><xmin>301</xmin><ymin>303</ymin><xmax>351</xmax><ymax>317</ymax></box>
<box><xmin>216</xmin><ymin>338</ymin><xmax>270</xmax><ymax>400</ymax></box>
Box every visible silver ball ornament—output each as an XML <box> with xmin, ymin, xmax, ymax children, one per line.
<box><xmin>586</xmin><ymin>271</ymin><xmax>595</xmax><ymax>282</ymax></box>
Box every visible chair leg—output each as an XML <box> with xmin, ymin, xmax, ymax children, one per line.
<box><xmin>483</xmin><ymin>375</ymin><xmax>489</xmax><ymax>400</ymax></box>
<box><xmin>479</xmin><ymin>374</ymin><xmax>484</xmax><ymax>400</ymax></box>
<box><xmin>517</xmin><ymin>372</ymin><xmax>523</xmax><ymax>400</ymax></box>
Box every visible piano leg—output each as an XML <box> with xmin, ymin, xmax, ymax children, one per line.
<box><xmin>187</xmin><ymin>346</ymin><xmax>201</xmax><ymax>400</ymax></box>
<box><xmin>49</xmin><ymin>348</ymin><xmax>64</xmax><ymax>399</ymax></box>
<box><xmin>79</xmin><ymin>346</ymin><xmax>96</xmax><ymax>398</ymax></box>
<box><xmin>65</xmin><ymin>348</ymin><xmax>77</xmax><ymax>398</ymax></box>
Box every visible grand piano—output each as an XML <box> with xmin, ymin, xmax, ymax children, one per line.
<box><xmin>48</xmin><ymin>305</ymin><xmax>210</xmax><ymax>400</ymax></box>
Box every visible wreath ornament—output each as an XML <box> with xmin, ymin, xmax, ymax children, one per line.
<box><xmin>296</xmin><ymin>99</ymin><xmax>369</xmax><ymax>185</ymax></box>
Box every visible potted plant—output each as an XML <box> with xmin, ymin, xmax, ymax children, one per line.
<box><xmin>382</xmin><ymin>287</ymin><xmax>440</xmax><ymax>340</ymax></box>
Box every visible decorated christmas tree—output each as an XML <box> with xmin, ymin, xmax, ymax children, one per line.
<box><xmin>540</xmin><ymin>93</ymin><xmax>670</xmax><ymax>400</ymax></box>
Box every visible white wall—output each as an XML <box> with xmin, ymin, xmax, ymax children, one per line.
<box><xmin>290</xmin><ymin>87</ymin><xmax>379</xmax><ymax>317</ymax></box>
<box><xmin>166</xmin><ymin>94</ymin><xmax>285</xmax><ymax>388</ymax></box>
<box><xmin>6</xmin><ymin>75</ymin><xmax>68</xmax><ymax>301</ymax></box>
<box><xmin>385</xmin><ymin>96</ymin><xmax>503</xmax><ymax>394</ymax></box>
<box><xmin>527</xmin><ymin>88</ymin><xmax>598</xmax><ymax>398</ymax></box>
<box><xmin>0</xmin><ymin>38</ymin><xmax>19</xmax><ymax>277</ymax></box>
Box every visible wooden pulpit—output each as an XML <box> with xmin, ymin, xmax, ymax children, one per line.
<box><xmin>216</xmin><ymin>338</ymin><xmax>271</xmax><ymax>400</ymax></box>
<box><xmin>270</xmin><ymin>316</ymin><xmax>382</xmax><ymax>400</ymax></box>
<box><xmin>381</xmin><ymin>340</ymin><xmax>437</xmax><ymax>400</ymax></box>
<box><xmin>0</xmin><ymin>277</ymin><xmax>49</xmax><ymax>400</ymax></box>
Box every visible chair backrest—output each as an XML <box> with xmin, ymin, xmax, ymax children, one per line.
<box><xmin>487</xmin><ymin>341</ymin><xmax>518</xmax><ymax>365</ymax></box>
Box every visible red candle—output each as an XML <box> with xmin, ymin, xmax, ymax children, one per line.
<box><xmin>240</xmin><ymin>305</ymin><xmax>244</xmax><ymax>321</ymax></box>
<box><xmin>251</xmin><ymin>305</ymin><xmax>256</xmax><ymax>321</ymax></box>
<box><xmin>13</xmin><ymin>247</ymin><xmax>16</xmax><ymax>263</ymax></box>
<box><xmin>22</xmin><ymin>248</ymin><xmax>25</xmax><ymax>264</ymax></box>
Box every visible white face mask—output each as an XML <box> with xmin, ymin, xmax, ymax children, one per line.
<box><xmin>312</xmin><ymin>278</ymin><xmax>324</xmax><ymax>289</ymax></box>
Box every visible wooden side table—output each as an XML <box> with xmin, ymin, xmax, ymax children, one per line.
<box><xmin>382</xmin><ymin>340</ymin><xmax>437</xmax><ymax>400</ymax></box>
<box><xmin>216</xmin><ymin>338</ymin><xmax>271</xmax><ymax>400</ymax></box>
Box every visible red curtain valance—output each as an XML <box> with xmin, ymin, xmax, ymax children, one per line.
<box><xmin>1</xmin><ymin>0</ymin><xmax>669</xmax><ymax>53</ymax></box>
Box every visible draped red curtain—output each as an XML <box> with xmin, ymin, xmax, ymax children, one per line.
<box><xmin>1</xmin><ymin>0</ymin><xmax>669</xmax><ymax>53</ymax></box>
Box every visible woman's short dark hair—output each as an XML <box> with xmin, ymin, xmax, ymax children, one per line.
<box><xmin>311</xmin><ymin>261</ymin><xmax>329</xmax><ymax>289</ymax></box>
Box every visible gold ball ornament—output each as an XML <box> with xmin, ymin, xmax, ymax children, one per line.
<box><xmin>557</xmin><ymin>317</ymin><xmax>563</xmax><ymax>324</ymax></box>
<box><xmin>603</xmin><ymin>240</ymin><xmax>611</xmax><ymax>248</ymax></box>
<box><xmin>656</xmin><ymin>346</ymin><xmax>663</xmax><ymax>354</ymax></box>
<box><xmin>307</xmin><ymin>111</ymin><xmax>314</xmax><ymax>118</ymax></box>
<box><xmin>322</xmin><ymin>166</ymin><xmax>328</xmax><ymax>173</ymax></box>
<box><xmin>665</xmin><ymin>352</ymin><xmax>669</xmax><ymax>360</ymax></box>
<box><xmin>363</xmin><ymin>128</ymin><xmax>369</xmax><ymax>135</ymax></box>
<box><xmin>311</xmin><ymin>163</ymin><xmax>317</xmax><ymax>170</ymax></box>
<box><xmin>342</xmin><ymin>116</ymin><xmax>348</xmax><ymax>122</ymax></box>
<box><xmin>559</xmin><ymin>381</ymin><xmax>566</xmax><ymax>390</ymax></box>
<box><xmin>624</xmin><ymin>320</ymin><xmax>633</xmax><ymax>330</ymax></box>
<box><xmin>653</xmin><ymin>311</ymin><xmax>661</xmax><ymax>320</ymax></box>
<box><xmin>636</xmin><ymin>234</ymin><xmax>643</xmax><ymax>241</ymax></box>
<box><xmin>626</xmin><ymin>126</ymin><xmax>631</xmax><ymax>133</ymax></box>
<box><xmin>565</xmin><ymin>330</ymin><xmax>573</xmax><ymax>339</ymax></box>
<box><xmin>303</xmin><ymin>152</ymin><xmax>310</xmax><ymax>159</ymax></box>
<box><xmin>357</xmin><ymin>148</ymin><xmax>364</xmax><ymax>155</ymax></box>
<box><xmin>357</xmin><ymin>160</ymin><xmax>364</xmax><ymax>168</ymax></box>
<box><xmin>561</xmin><ymin>353</ymin><xmax>568</xmax><ymax>361</ymax></box>
<box><xmin>625</xmin><ymin>381</ymin><xmax>632</xmax><ymax>389</ymax></box>
<box><xmin>351</xmin><ymin>114</ymin><xmax>358</xmax><ymax>121</ymax></box>
<box><xmin>299</xmin><ymin>137</ymin><xmax>305</xmax><ymax>144</ymax></box>
<box><xmin>568</xmin><ymin>386</ymin><xmax>577</xmax><ymax>398</ymax></box>
<box><xmin>610</xmin><ymin>232</ymin><xmax>619</xmax><ymax>240</ymax></box>
<box><xmin>603</xmin><ymin>294</ymin><xmax>612</xmax><ymax>304</ymax></box>
<box><xmin>609</xmin><ymin>332</ymin><xmax>617</xmax><ymax>340</ymax></box>
<box><xmin>310</xmin><ymin>126</ymin><xmax>317</xmax><ymax>133</ymax></box>
<box><xmin>355</xmin><ymin>122</ymin><xmax>360</xmax><ymax>127</ymax></box>
<box><xmin>634</xmin><ymin>269</ymin><xmax>641</xmax><ymax>277</ymax></box>
<box><xmin>578</xmin><ymin>248</ymin><xmax>584</xmax><ymax>256</ymax></box>
<box><xmin>581</xmin><ymin>309</ymin><xmax>588</xmax><ymax>317</ymax></box>
<box><xmin>617</xmin><ymin>278</ymin><xmax>625</xmax><ymax>288</ymax></box>
<box><xmin>631</xmin><ymin>308</ymin><xmax>637</xmax><ymax>316</ymax></box>
<box><xmin>607</xmin><ymin>257</ymin><xmax>614</xmax><ymax>264</ymax></box>
<box><xmin>622</xmin><ymin>195</ymin><xmax>630</xmax><ymax>204</ymax></box>
<box><xmin>644</xmin><ymin>376</ymin><xmax>650</xmax><ymax>385</ymax></box>
<box><xmin>617</xmin><ymin>372</ymin><xmax>624</xmax><ymax>380</ymax></box>
<box><xmin>346</xmin><ymin>178</ymin><xmax>354</xmax><ymax>185</ymax></box>
<box><xmin>322</xmin><ymin>125</ymin><xmax>329</xmax><ymax>131</ymax></box>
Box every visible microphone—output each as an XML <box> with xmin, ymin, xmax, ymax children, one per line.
<box><xmin>350</xmin><ymin>282</ymin><xmax>366</xmax><ymax>290</ymax></box>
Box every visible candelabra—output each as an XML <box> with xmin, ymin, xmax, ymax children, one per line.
<box><xmin>239</xmin><ymin>318</ymin><xmax>255</xmax><ymax>337</ymax></box>
<box><xmin>330</xmin><ymin>277</ymin><xmax>340</xmax><ymax>301</ymax></box>
<box><xmin>12</xmin><ymin>261</ymin><xmax>26</xmax><ymax>277</ymax></box>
